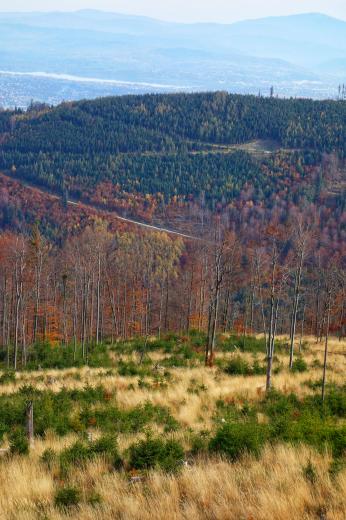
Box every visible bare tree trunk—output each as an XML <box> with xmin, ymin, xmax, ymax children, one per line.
<box><xmin>221</xmin><ymin>287</ymin><xmax>231</xmax><ymax>333</ymax></box>
<box><xmin>206</xmin><ymin>240</ymin><xmax>223</xmax><ymax>366</ymax></box>
<box><xmin>89</xmin><ymin>274</ymin><xmax>95</xmax><ymax>344</ymax></box>
<box><xmin>106</xmin><ymin>277</ymin><xmax>118</xmax><ymax>339</ymax></box>
<box><xmin>249</xmin><ymin>278</ymin><xmax>256</xmax><ymax>333</ymax></box>
<box><xmin>14</xmin><ymin>255</ymin><xmax>24</xmax><ymax>371</ymax></box>
<box><xmin>299</xmin><ymin>303</ymin><xmax>306</xmax><ymax>353</ymax></box>
<box><xmin>322</xmin><ymin>290</ymin><xmax>332</xmax><ymax>402</ymax></box>
<box><xmin>96</xmin><ymin>252</ymin><xmax>101</xmax><ymax>344</ymax></box>
<box><xmin>338</xmin><ymin>293</ymin><xmax>345</xmax><ymax>341</ymax></box>
<box><xmin>84</xmin><ymin>275</ymin><xmax>91</xmax><ymax>362</ymax></box>
<box><xmin>33</xmin><ymin>252</ymin><xmax>43</xmax><ymax>343</ymax></box>
<box><xmin>186</xmin><ymin>268</ymin><xmax>194</xmax><ymax>333</ymax></box>
<box><xmin>255</xmin><ymin>252</ymin><xmax>267</xmax><ymax>350</ymax></box>
<box><xmin>198</xmin><ymin>254</ymin><xmax>208</xmax><ymax>331</ymax></box>
<box><xmin>266</xmin><ymin>243</ymin><xmax>278</xmax><ymax>392</ymax></box>
<box><xmin>21</xmin><ymin>307</ymin><xmax>27</xmax><ymax>367</ymax></box>
<box><xmin>26</xmin><ymin>401</ymin><xmax>34</xmax><ymax>448</ymax></box>
<box><xmin>158</xmin><ymin>284</ymin><xmax>164</xmax><ymax>338</ymax></box>
<box><xmin>205</xmin><ymin>300</ymin><xmax>213</xmax><ymax>365</ymax></box>
<box><xmin>62</xmin><ymin>274</ymin><xmax>68</xmax><ymax>345</ymax></box>
<box><xmin>209</xmin><ymin>286</ymin><xmax>220</xmax><ymax>363</ymax></box>
<box><xmin>1</xmin><ymin>275</ymin><xmax>7</xmax><ymax>348</ymax></box>
<box><xmin>73</xmin><ymin>278</ymin><xmax>78</xmax><ymax>359</ymax></box>
<box><xmin>6</xmin><ymin>285</ymin><xmax>14</xmax><ymax>368</ymax></box>
<box><xmin>289</xmin><ymin>247</ymin><xmax>304</xmax><ymax>368</ymax></box>
<box><xmin>81</xmin><ymin>271</ymin><xmax>89</xmax><ymax>360</ymax></box>
<box><xmin>242</xmin><ymin>291</ymin><xmax>250</xmax><ymax>348</ymax></box>
<box><xmin>266</xmin><ymin>289</ymin><xmax>275</xmax><ymax>391</ymax></box>
<box><xmin>315</xmin><ymin>278</ymin><xmax>321</xmax><ymax>339</ymax></box>
<box><xmin>164</xmin><ymin>272</ymin><xmax>169</xmax><ymax>332</ymax></box>
<box><xmin>122</xmin><ymin>276</ymin><xmax>128</xmax><ymax>339</ymax></box>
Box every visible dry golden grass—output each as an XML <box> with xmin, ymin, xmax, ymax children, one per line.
<box><xmin>0</xmin><ymin>336</ymin><xmax>345</xmax><ymax>519</ymax></box>
<box><xmin>0</xmin><ymin>337</ymin><xmax>345</xmax><ymax>432</ymax></box>
<box><xmin>0</xmin><ymin>444</ymin><xmax>345</xmax><ymax>519</ymax></box>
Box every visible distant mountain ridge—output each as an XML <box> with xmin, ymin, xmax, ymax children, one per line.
<box><xmin>0</xmin><ymin>11</ymin><xmax>345</xmax><ymax>107</ymax></box>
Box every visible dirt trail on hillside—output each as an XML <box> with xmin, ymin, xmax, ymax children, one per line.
<box><xmin>0</xmin><ymin>171</ymin><xmax>201</xmax><ymax>241</ymax></box>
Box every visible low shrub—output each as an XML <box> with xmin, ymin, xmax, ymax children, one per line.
<box><xmin>9</xmin><ymin>427</ymin><xmax>29</xmax><ymax>455</ymax></box>
<box><xmin>224</xmin><ymin>356</ymin><xmax>251</xmax><ymax>376</ymax></box>
<box><xmin>329</xmin><ymin>427</ymin><xmax>346</xmax><ymax>458</ymax></box>
<box><xmin>0</xmin><ymin>422</ymin><xmax>6</xmax><ymax>442</ymax></box>
<box><xmin>188</xmin><ymin>329</ymin><xmax>207</xmax><ymax>348</ymax></box>
<box><xmin>303</xmin><ymin>460</ymin><xmax>317</xmax><ymax>484</ymax></box>
<box><xmin>24</xmin><ymin>342</ymin><xmax>112</xmax><ymax>370</ymax></box>
<box><xmin>41</xmin><ymin>448</ymin><xmax>58</xmax><ymax>470</ymax></box>
<box><xmin>291</xmin><ymin>357</ymin><xmax>308</xmax><ymax>373</ymax></box>
<box><xmin>54</xmin><ymin>486</ymin><xmax>81</xmax><ymax>510</ymax></box>
<box><xmin>304</xmin><ymin>379</ymin><xmax>322</xmax><ymax>390</ymax></box>
<box><xmin>263</xmin><ymin>389</ymin><xmax>346</xmax><ymax>456</ymax></box>
<box><xmin>329</xmin><ymin>458</ymin><xmax>345</xmax><ymax>479</ymax></box>
<box><xmin>187</xmin><ymin>378</ymin><xmax>208</xmax><ymax>395</ymax></box>
<box><xmin>323</xmin><ymin>386</ymin><xmax>346</xmax><ymax>417</ymax></box>
<box><xmin>209</xmin><ymin>421</ymin><xmax>268</xmax><ymax>461</ymax></box>
<box><xmin>87</xmin><ymin>491</ymin><xmax>103</xmax><ymax>506</ymax></box>
<box><xmin>60</xmin><ymin>441</ymin><xmax>91</xmax><ymax>468</ymax></box>
<box><xmin>117</xmin><ymin>360</ymin><xmax>152</xmax><ymax>377</ymax></box>
<box><xmin>162</xmin><ymin>355</ymin><xmax>193</xmax><ymax>368</ymax></box>
<box><xmin>224</xmin><ymin>356</ymin><xmax>266</xmax><ymax>376</ymax></box>
<box><xmin>215</xmin><ymin>399</ymin><xmax>247</xmax><ymax>423</ymax></box>
<box><xmin>252</xmin><ymin>359</ymin><xmax>267</xmax><ymax>375</ymax></box>
<box><xmin>59</xmin><ymin>436</ymin><xmax>122</xmax><ymax>471</ymax></box>
<box><xmin>311</xmin><ymin>358</ymin><xmax>323</xmax><ymax>368</ymax></box>
<box><xmin>0</xmin><ymin>370</ymin><xmax>16</xmax><ymax>385</ymax></box>
<box><xmin>80</xmin><ymin>401</ymin><xmax>179</xmax><ymax>434</ymax></box>
<box><xmin>145</xmin><ymin>337</ymin><xmax>176</xmax><ymax>352</ymax></box>
<box><xmin>91</xmin><ymin>435</ymin><xmax>122</xmax><ymax>468</ymax></box>
<box><xmin>128</xmin><ymin>436</ymin><xmax>184</xmax><ymax>472</ymax></box>
<box><xmin>221</xmin><ymin>335</ymin><xmax>286</xmax><ymax>354</ymax></box>
<box><xmin>190</xmin><ymin>430</ymin><xmax>210</xmax><ymax>456</ymax></box>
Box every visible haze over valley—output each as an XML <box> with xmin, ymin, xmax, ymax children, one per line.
<box><xmin>1</xmin><ymin>10</ymin><xmax>346</xmax><ymax>107</ymax></box>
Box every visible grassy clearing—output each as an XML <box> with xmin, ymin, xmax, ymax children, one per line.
<box><xmin>0</xmin><ymin>333</ymin><xmax>345</xmax><ymax>519</ymax></box>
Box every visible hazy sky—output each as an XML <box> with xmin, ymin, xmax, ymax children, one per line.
<box><xmin>0</xmin><ymin>0</ymin><xmax>345</xmax><ymax>23</ymax></box>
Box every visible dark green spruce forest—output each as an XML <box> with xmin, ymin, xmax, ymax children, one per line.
<box><xmin>0</xmin><ymin>92</ymin><xmax>345</xmax><ymax>207</ymax></box>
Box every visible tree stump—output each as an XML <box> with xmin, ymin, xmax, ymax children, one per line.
<box><xmin>26</xmin><ymin>401</ymin><xmax>34</xmax><ymax>447</ymax></box>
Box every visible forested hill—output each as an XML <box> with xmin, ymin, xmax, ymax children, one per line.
<box><xmin>0</xmin><ymin>92</ymin><xmax>345</xmax><ymax>213</ymax></box>
<box><xmin>2</xmin><ymin>93</ymin><xmax>346</xmax><ymax>153</ymax></box>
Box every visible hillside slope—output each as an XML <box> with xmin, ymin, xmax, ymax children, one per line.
<box><xmin>1</xmin><ymin>92</ymin><xmax>345</xmax><ymax>196</ymax></box>
<box><xmin>0</xmin><ymin>92</ymin><xmax>345</xmax><ymax>244</ymax></box>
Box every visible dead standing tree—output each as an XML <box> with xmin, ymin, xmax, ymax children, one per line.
<box><xmin>205</xmin><ymin>226</ymin><xmax>238</xmax><ymax>367</ymax></box>
<box><xmin>288</xmin><ymin>221</ymin><xmax>311</xmax><ymax>369</ymax></box>
<box><xmin>264</xmin><ymin>228</ymin><xmax>289</xmax><ymax>391</ymax></box>
<box><xmin>13</xmin><ymin>237</ymin><xmax>27</xmax><ymax>370</ymax></box>
<box><xmin>321</xmin><ymin>265</ymin><xmax>342</xmax><ymax>402</ymax></box>
<box><xmin>253</xmin><ymin>248</ymin><xmax>268</xmax><ymax>349</ymax></box>
<box><xmin>26</xmin><ymin>400</ymin><xmax>34</xmax><ymax>448</ymax></box>
<box><xmin>30</xmin><ymin>224</ymin><xmax>49</xmax><ymax>344</ymax></box>
<box><xmin>265</xmin><ymin>239</ymin><xmax>280</xmax><ymax>391</ymax></box>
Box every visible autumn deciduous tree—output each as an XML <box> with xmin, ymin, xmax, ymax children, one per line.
<box><xmin>0</xmin><ymin>215</ymin><xmax>344</xmax><ymax>378</ymax></box>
